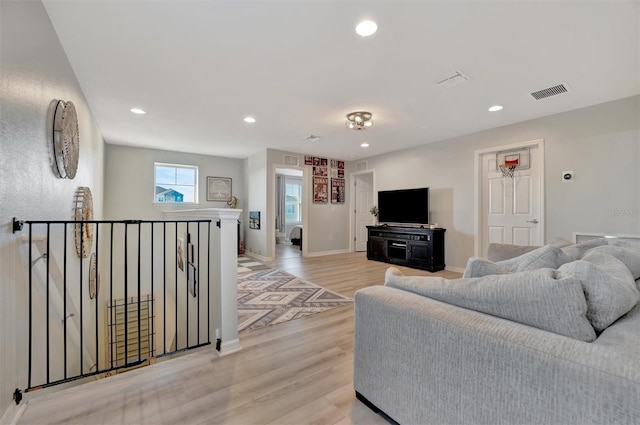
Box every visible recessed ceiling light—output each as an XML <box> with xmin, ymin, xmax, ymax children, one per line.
<box><xmin>356</xmin><ymin>20</ymin><xmax>377</xmax><ymax>37</ymax></box>
<box><xmin>243</xmin><ymin>116</ymin><xmax>256</xmax><ymax>123</ymax></box>
<box><xmin>360</xmin><ymin>142</ymin><xmax>370</xmax><ymax>148</ymax></box>
<box><xmin>130</xmin><ymin>108</ymin><xmax>146</xmax><ymax>114</ymax></box>
<box><xmin>488</xmin><ymin>105</ymin><xmax>503</xmax><ymax>112</ymax></box>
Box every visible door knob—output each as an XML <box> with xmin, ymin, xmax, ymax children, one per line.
<box><xmin>526</xmin><ymin>219</ymin><xmax>539</xmax><ymax>224</ymax></box>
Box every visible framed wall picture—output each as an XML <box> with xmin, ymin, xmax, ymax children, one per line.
<box><xmin>313</xmin><ymin>177</ymin><xmax>328</xmax><ymax>203</ymax></box>
<box><xmin>331</xmin><ymin>178</ymin><xmax>345</xmax><ymax>204</ymax></box>
<box><xmin>249</xmin><ymin>211</ymin><xmax>261</xmax><ymax>229</ymax></box>
<box><xmin>207</xmin><ymin>176</ymin><xmax>232</xmax><ymax>201</ymax></box>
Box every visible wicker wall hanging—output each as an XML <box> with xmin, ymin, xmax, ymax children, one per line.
<box><xmin>52</xmin><ymin>99</ymin><xmax>79</xmax><ymax>179</ymax></box>
<box><xmin>74</xmin><ymin>186</ymin><xmax>93</xmax><ymax>258</ymax></box>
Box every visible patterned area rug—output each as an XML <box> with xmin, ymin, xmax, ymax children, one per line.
<box><xmin>237</xmin><ymin>256</ymin><xmax>271</xmax><ymax>274</ymax></box>
<box><xmin>237</xmin><ymin>268</ymin><xmax>353</xmax><ymax>333</ymax></box>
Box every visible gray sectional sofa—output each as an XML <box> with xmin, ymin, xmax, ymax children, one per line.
<box><xmin>354</xmin><ymin>239</ymin><xmax>640</xmax><ymax>425</ymax></box>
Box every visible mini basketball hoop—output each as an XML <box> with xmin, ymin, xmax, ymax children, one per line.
<box><xmin>497</xmin><ymin>151</ymin><xmax>523</xmax><ymax>179</ymax></box>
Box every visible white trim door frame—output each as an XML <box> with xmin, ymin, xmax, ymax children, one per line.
<box><xmin>349</xmin><ymin>169</ymin><xmax>376</xmax><ymax>252</ymax></box>
<box><xmin>271</xmin><ymin>164</ymin><xmax>308</xmax><ymax>259</ymax></box>
<box><xmin>474</xmin><ymin>139</ymin><xmax>545</xmax><ymax>257</ymax></box>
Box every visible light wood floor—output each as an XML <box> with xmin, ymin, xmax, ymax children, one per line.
<box><xmin>18</xmin><ymin>252</ymin><xmax>460</xmax><ymax>425</ymax></box>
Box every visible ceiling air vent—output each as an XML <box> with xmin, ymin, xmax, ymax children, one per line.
<box><xmin>356</xmin><ymin>160</ymin><xmax>368</xmax><ymax>171</ymax></box>
<box><xmin>283</xmin><ymin>155</ymin><xmax>299</xmax><ymax>166</ymax></box>
<box><xmin>436</xmin><ymin>70</ymin><xmax>470</xmax><ymax>88</ymax></box>
<box><xmin>530</xmin><ymin>83</ymin><xmax>569</xmax><ymax>100</ymax></box>
<box><xmin>305</xmin><ymin>134</ymin><xmax>321</xmax><ymax>142</ymax></box>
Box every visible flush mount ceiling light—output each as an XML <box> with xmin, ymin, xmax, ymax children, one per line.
<box><xmin>243</xmin><ymin>116</ymin><xmax>256</xmax><ymax>123</ymax></box>
<box><xmin>356</xmin><ymin>20</ymin><xmax>377</xmax><ymax>37</ymax></box>
<box><xmin>360</xmin><ymin>142</ymin><xmax>370</xmax><ymax>148</ymax></box>
<box><xmin>130</xmin><ymin>108</ymin><xmax>146</xmax><ymax>114</ymax></box>
<box><xmin>346</xmin><ymin>111</ymin><xmax>373</xmax><ymax>130</ymax></box>
<box><xmin>488</xmin><ymin>105</ymin><xmax>504</xmax><ymax>112</ymax></box>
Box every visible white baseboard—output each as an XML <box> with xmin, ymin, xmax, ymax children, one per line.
<box><xmin>217</xmin><ymin>339</ymin><xmax>242</xmax><ymax>356</ymax></box>
<box><xmin>446</xmin><ymin>266</ymin><xmax>465</xmax><ymax>274</ymax></box>
<box><xmin>0</xmin><ymin>401</ymin><xmax>27</xmax><ymax>425</ymax></box>
<box><xmin>305</xmin><ymin>249</ymin><xmax>350</xmax><ymax>258</ymax></box>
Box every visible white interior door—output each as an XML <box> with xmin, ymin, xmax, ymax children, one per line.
<box><xmin>354</xmin><ymin>172</ymin><xmax>374</xmax><ymax>251</ymax></box>
<box><xmin>480</xmin><ymin>144</ymin><xmax>543</xmax><ymax>257</ymax></box>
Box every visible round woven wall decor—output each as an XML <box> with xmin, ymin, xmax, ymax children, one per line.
<box><xmin>89</xmin><ymin>252</ymin><xmax>99</xmax><ymax>299</ymax></box>
<box><xmin>52</xmin><ymin>100</ymin><xmax>79</xmax><ymax>179</ymax></box>
<box><xmin>74</xmin><ymin>186</ymin><xmax>93</xmax><ymax>258</ymax></box>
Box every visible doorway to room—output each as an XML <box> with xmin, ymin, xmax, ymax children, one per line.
<box><xmin>474</xmin><ymin>139</ymin><xmax>545</xmax><ymax>258</ymax></box>
<box><xmin>275</xmin><ymin>168</ymin><xmax>304</xmax><ymax>259</ymax></box>
<box><xmin>352</xmin><ymin>170</ymin><xmax>375</xmax><ymax>252</ymax></box>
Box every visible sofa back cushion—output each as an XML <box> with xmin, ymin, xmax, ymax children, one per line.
<box><xmin>558</xmin><ymin>252</ymin><xmax>640</xmax><ymax>332</ymax></box>
<box><xmin>561</xmin><ymin>238</ymin><xmax>608</xmax><ymax>261</ymax></box>
<box><xmin>464</xmin><ymin>244</ymin><xmax>570</xmax><ymax>278</ymax></box>
<box><xmin>487</xmin><ymin>243</ymin><xmax>539</xmax><ymax>262</ymax></box>
<box><xmin>385</xmin><ymin>267</ymin><xmax>596</xmax><ymax>342</ymax></box>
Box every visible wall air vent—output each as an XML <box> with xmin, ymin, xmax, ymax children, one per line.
<box><xmin>305</xmin><ymin>134</ymin><xmax>322</xmax><ymax>142</ymax></box>
<box><xmin>283</xmin><ymin>155</ymin><xmax>299</xmax><ymax>166</ymax></box>
<box><xmin>436</xmin><ymin>70</ymin><xmax>470</xmax><ymax>88</ymax></box>
<box><xmin>530</xmin><ymin>83</ymin><xmax>569</xmax><ymax>100</ymax></box>
<box><xmin>356</xmin><ymin>160</ymin><xmax>368</xmax><ymax>171</ymax></box>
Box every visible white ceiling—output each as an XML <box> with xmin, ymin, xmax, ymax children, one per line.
<box><xmin>43</xmin><ymin>0</ymin><xmax>640</xmax><ymax>161</ymax></box>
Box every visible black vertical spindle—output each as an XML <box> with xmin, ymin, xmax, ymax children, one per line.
<box><xmin>197</xmin><ymin>222</ymin><xmax>200</xmax><ymax>345</ymax></box>
<box><xmin>150</xmin><ymin>223</ymin><xmax>155</xmax><ymax>357</ymax></box>
<box><xmin>63</xmin><ymin>223</ymin><xmax>68</xmax><ymax>379</ymax></box>
<box><xmin>163</xmin><ymin>222</ymin><xmax>166</xmax><ymax>355</ymax></box>
<box><xmin>175</xmin><ymin>222</ymin><xmax>178</xmax><ymax>351</ymax></box>
<box><xmin>124</xmin><ymin>223</ymin><xmax>128</xmax><ymax>364</ymax></box>
<box><xmin>137</xmin><ymin>223</ymin><xmax>141</xmax><ymax>361</ymax></box>
<box><xmin>186</xmin><ymin>225</ymin><xmax>189</xmax><ymax>349</ymax></box>
<box><xmin>109</xmin><ymin>224</ymin><xmax>114</xmax><ymax>369</ymax></box>
<box><xmin>28</xmin><ymin>224</ymin><xmax>33</xmax><ymax>390</ymax></box>
<box><xmin>79</xmin><ymin>222</ymin><xmax>83</xmax><ymax>375</ymax></box>
<box><xmin>95</xmin><ymin>223</ymin><xmax>99</xmax><ymax>372</ymax></box>
<box><xmin>46</xmin><ymin>223</ymin><xmax>50</xmax><ymax>384</ymax></box>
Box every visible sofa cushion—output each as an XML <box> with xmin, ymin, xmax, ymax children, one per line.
<box><xmin>496</xmin><ymin>244</ymin><xmax>571</xmax><ymax>272</ymax></box>
<box><xmin>464</xmin><ymin>244</ymin><xmax>570</xmax><ymax>277</ymax></box>
<box><xmin>385</xmin><ymin>267</ymin><xmax>596</xmax><ymax>342</ymax></box>
<box><xmin>558</xmin><ymin>253</ymin><xmax>640</xmax><ymax>332</ymax></box>
<box><xmin>462</xmin><ymin>257</ymin><xmax>511</xmax><ymax>278</ymax></box>
<box><xmin>589</xmin><ymin>244</ymin><xmax>640</xmax><ymax>279</ymax></box>
<box><xmin>486</xmin><ymin>243</ymin><xmax>539</xmax><ymax>262</ymax></box>
<box><xmin>561</xmin><ymin>238</ymin><xmax>608</xmax><ymax>261</ymax></box>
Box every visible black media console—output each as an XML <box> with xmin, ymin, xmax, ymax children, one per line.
<box><xmin>367</xmin><ymin>226</ymin><xmax>445</xmax><ymax>272</ymax></box>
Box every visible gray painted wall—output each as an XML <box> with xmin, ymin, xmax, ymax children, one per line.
<box><xmin>104</xmin><ymin>144</ymin><xmax>245</xmax><ymax>221</ymax></box>
<box><xmin>0</xmin><ymin>0</ymin><xmax>105</xmax><ymax>415</ymax></box>
<box><xmin>365</xmin><ymin>96</ymin><xmax>640</xmax><ymax>270</ymax></box>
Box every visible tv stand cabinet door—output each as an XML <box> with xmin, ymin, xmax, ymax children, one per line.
<box><xmin>367</xmin><ymin>237</ymin><xmax>386</xmax><ymax>260</ymax></box>
<box><xmin>408</xmin><ymin>241</ymin><xmax>431</xmax><ymax>265</ymax></box>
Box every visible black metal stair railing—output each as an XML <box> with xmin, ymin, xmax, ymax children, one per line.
<box><xmin>12</xmin><ymin>218</ymin><xmax>212</xmax><ymax>396</ymax></box>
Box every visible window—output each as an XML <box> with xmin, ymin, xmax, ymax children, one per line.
<box><xmin>154</xmin><ymin>163</ymin><xmax>198</xmax><ymax>203</ymax></box>
<box><xmin>284</xmin><ymin>177</ymin><xmax>302</xmax><ymax>222</ymax></box>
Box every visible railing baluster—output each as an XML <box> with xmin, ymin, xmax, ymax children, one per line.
<box><xmin>186</xmin><ymin>224</ymin><xmax>189</xmax><ymax>349</ymax></box>
<box><xmin>150</xmin><ymin>223</ymin><xmax>155</xmax><ymax>357</ymax></box>
<box><xmin>137</xmin><ymin>223</ymin><xmax>141</xmax><ymax>362</ymax></box>
<box><xmin>207</xmin><ymin>221</ymin><xmax>211</xmax><ymax>344</ymax></box>
<box><xmin>63</xmin><ymin>223</ymin><xmax>68</xmax><ymax>379</ymax></box>
<box><xmin>46</xmin><ymin>223</ymin><xmax>50</xmax><ymax>384</ymax></box>
<box><xmin>28</xmin><ymin>224</ymin><xmax>33</xmax><ymax>390</ymax></box>
<box><xmin>109</xmin><ymin>223</ymin><xmax>114</xmax><ymax>369</ymax></box>
<box><xmin>197</xmin><ymin>222</ymin><xmax>200</xmax><ymax>345</ymax></box>
<box><xmin>175</xmin><ymin>222</ymin><xmax>178</xmax><ymax>351</ymax></box>
<box><xmin>163</xmin><ymin>222</ymin><xmax>166</xmax><ymax>355</ymax></box>
<box><xmin>124</xmin><ymin>223</ymin><xmax>128</xmax><ymax>365</ymax></box>
<box><xmin>79</xmin><ymin>221</ymin><xmax>83</xmax><ymax>376</ymax></box>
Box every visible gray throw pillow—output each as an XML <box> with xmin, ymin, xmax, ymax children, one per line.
<box><xmin>558</xmin><ymin>253</ymin><xmax>640</xmax><ymax>332</ymax></box>
<box><xmin>589</xmin><ymin>244</ymin><xmax>640</xmax><ymax>279</ymax></box>
<box><xmin>385</xmin><ymin>267</ymin><xmax>596</xmax><ymax>342</ymax></box>
<box><xmin>487</xmin><ymin>243</ymin><xmax>539</xmax><ymax>262</ymax></box>
<box><xmin>497</xmin><ymin>244</ymin><xmax>571</xmax><ymax>272</ymax></box>
<box><xmin>463</xmin><ymin>257</ymin><xmax>510</xmax><ymax>278</ymax></box>
<box><xmin>561</xmin><ymin>238</ymin><xmax>608</xmax><ymax>261</ymax></box>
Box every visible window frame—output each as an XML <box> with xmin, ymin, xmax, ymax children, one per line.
<box><xmin>153</xmin><ymin>162</ymin><xmax>199</xmax><ymax>205</ymax></box>
<box><xmin>284</xmin><ymin>177</ymin><xmax>303</xmax><ymax>223</ymax></box>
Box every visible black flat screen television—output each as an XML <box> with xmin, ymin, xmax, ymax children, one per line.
<box><xmin>377</xmin><ymin>188</ymin><xmax>429</xmax><ymax>225</ymax></box>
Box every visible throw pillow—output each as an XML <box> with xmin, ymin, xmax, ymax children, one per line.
<box><xmin>558</xmin><ymin>253</ymin><xmax>640</xmax><ymax>332</ymax></box>
<box><xmin>384</xmin><ymin>267</ymin><xmax>596</xmax><ymax>342</ymax></box>
<box><xmin>561</xmin><ymin>238</ymin><xmax>608</xmax><ymax>261</ymax></box>
<box><xmin>463</xmin><ymin>257</ymin><xmax>511</xmax><ymax>278</ymax></box>
<box><xmin>589</xmin><ymin>244</ymin><xmax>640</xmax><ymax>279</ymax></box>
<box><xmin>497</xmin><ymin>244</ymin><xmax>571</xmax><ymax>272</ymax></box>
<box><xmin>486</xmin><ymin>243</ymin><xmax>539</xmax><ymax>262</ymax></box>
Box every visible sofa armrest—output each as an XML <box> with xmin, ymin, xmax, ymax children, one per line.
<box><xmin>354</xmin><ymin>285</ymin><xmax>640</xmax><ymax>425</ymax></box>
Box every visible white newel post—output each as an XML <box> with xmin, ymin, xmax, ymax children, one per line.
<box><xmin>163</xmin><ymin>208</ymin><xmax>242</xmax><ymax>356</ymax></box>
